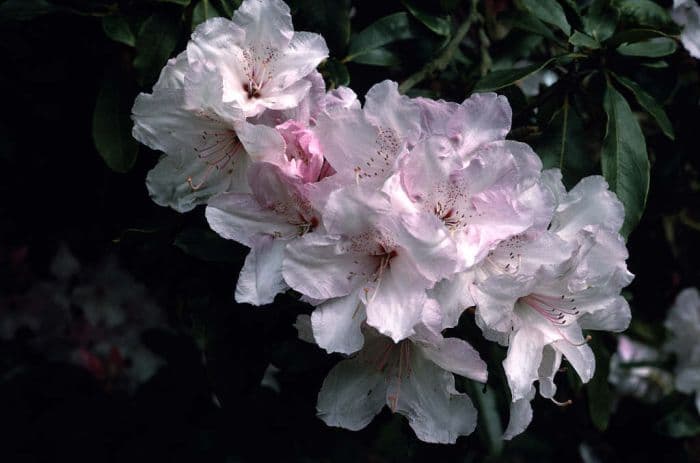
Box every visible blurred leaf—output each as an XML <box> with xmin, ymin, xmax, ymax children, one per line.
<box><xmin>474</xmin><ymin>57</ymin><xmax>558</xmax><ymax>91</ymax></box>
<box><xmin>601</xmin><ymin>82</ymin><xmax>650</xmax><ymax>238</ymax></box>
<box><xmin>512</xmin><ymin>12</ymin><xmax>560</xmax><ymax>43</ymax></box>
<box><xmin>192</xmin><ymin>0</ymin><xmax>224</xmax><ymax>29</ymax></box>
<box><xmin>319</xmin><ymin>58</ymin><xmax>349</xmax><ymax>88</ymax></box>
<box><xmin>157</xmin><ymin>0</ymin><xmax>191</xmax><ymax>5</ymax></box>
<box><xmin>520</xmin><ymin>0</ymin><xmax>571</xmax><ymax>36</ymax></box>
<box><xmin>92</xmin><ymin>70</ymin><xmax>139</xmax><ymax>173</ymax></box>
<box><xmin>583</xmin><ymin>0</ymin><xmax>618</xmax><ymax>42</ymax></box>
<box><xmin>615</xmin><ymin>0</ymin><xmax>673</xmax><ymax>29</ymax></box>
<box><xmin>174</xmin><ymin>227</ymin><xmax>244</xmax><ymax>263</ymax></box>
<box><xmin>569</xmin><ymin>30</ymin><xmax>600</xmax><ymax>49</ymax></box>
<box><xmin>402</xmin><ymin>0</ymin><xmax>450</xmax><ymax>36</ymax></box>
<box><xmin>617</xmin><ymin>37</ymin><xmax>677</xmax><ymax>57</ymax></box>
<box><xmin>607</xmin><ymin>28</ymin><xmax>674</xmax><ymax>47</ymax></box>
<box><xmin>102</xmin><ymin>15</ymin><xmax>135</xmax><ymax>47</ymax></box>
<box><xmin>0</xmin><ymin>0</ymin><xmax>62</xmax><ymax>21</ymax></box>
<box><xmin>292</xmin><ymin>0</ymin><xmax>351</xmax><ymax>54</ymax></box>
<box><xmin>351</xmin><ymin>48</ymin><xmax>400</xmax><ymax>66</ymax></box>
<box><xmin>618</xmin><ymin>37</ymin><xmax>677</xmax><ymax>57</ymax></box>
<box><xmin>655</xmin><ymin>408</ymin><xmax>700</xmax><ymax>438</ymax></box>
<box><xmin>133</xmin><ymin>12</ymin><xmax>182</xmax><ymax>86</ymax></box>
<box><xmin>345</xmin><ymin>12</ymin><xmax>415</xmax><ymax>63</ymax></box>
<box><xmin>587</xmin><ymin>337</ymin><xmax>612</xmax><ymax>431</ymax></box>
<box><xmin>612</xmin><ymin>72</ymin><xmax>674</xmax><ymax>140</ymax></box>
<box><xmin>641</xmin><ymin>60</ymin><xmax>669</xmax><ymax>69</ymax></box>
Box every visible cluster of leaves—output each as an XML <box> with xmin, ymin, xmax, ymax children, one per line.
<box><xmin>1</xmin><ymin>0</ymin><xmax>700</xmax><ymax>461</ymax></box>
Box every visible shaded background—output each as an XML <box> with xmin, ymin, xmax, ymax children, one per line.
<box><xmin>1</xmin><ymin>0</ymin><xmax>699</xmax><ymax>461</ymax></box>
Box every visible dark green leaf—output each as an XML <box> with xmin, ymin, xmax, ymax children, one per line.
<box><xmin>133</xmin><ymin>12</ymin><xmax>182</xmax><ymax>86</ymax></box>
<box><xmin>617</xmin><ymin>37</ymin><xmax>677</xmax><ymax>57</ymax></box>
<box><xmin>569</xmin><ymin>30</ymin><xmax>600</xmax><ymax>49</ymax></box>
<box><xmin>467</xmin><ymin>382</ymin><xmax>503</xmax><ymax>456</ymax></box>
<box><xmin>612</xmin><ymin>72</ymin><xmax>674</xmax><ymax>139</ymax></box>
<box><xmin>520</xmin><ymin>0</ymin><xmax>571</xmax><ymax>36</ymax></box>
<box><xmin>192</xmin><ymin>0</ymin><xmax>224</xmax><ymax>29</ymax></box>
<box><xmin>655</xmin><ymin>408</ymin><xmax>700</xmax><ymax>438</ymax></box>
<box><xmin>292</xmin><ymin>0</ymin><xmax>351</xmax><ymax>54</ymax></box>
<box><xmin>615</xmin><ymin>0</ymin><xmax>673</xmax><ymax>29</ymax></box>
<box><xmin>156</xmin><ymin>0</ymin><xmax>191</xmax><ymax>5</ymax></box>
<box><xmin>102</xmin><ymin>15</ymin><xmax>135</xmax><ymax>47</ymax></box>
<box><xmin>607</xmin><ymin>28</ymin><xmax>674</xmax><ymax>47</ymax></box>
<box><xmin>511</xmin><ymin>12</ymin><xmax>560</xmax><ymax>43</ymax></box>
<box><xmin>474</xmin><ymin>57</ymin><xmax>558</xmax><ymax>92</ymax></box>
<box><xmin>0</xmin><ymin>0</ymin><xmax>63</xmax><ymax>21</ymax></box>
<box><xmin>92</xmin><ymin>71</ymin><xmax>139</xmax><ymax>173</ymax></box>
<box><xmin>319</xmin><ymin>58</ymin><xmax>349</xmax><ymax>89</ymax></box>
<box><xmin>587</xmin><ymin>337</ymin><xmax>613</xmax><ymax>431</ymax></box>
<box><xmin>402</xmin><ymin>0</ymin><xmax>451</xmax><ymax>36</ymax></box>
<box><xmin>346</xmin><ymin>12</ymin><xmax>415</xmax><ymax>62</ymax></box>
<box><xmin>601</xmin><ymin>82</ymin><xmax>650</xmax><ymax>238</ymax></box>
<box><xmin>174</xmin><ymin>227</ymin><xmax>244</xmax><ymax>263</ymax></box>
<box><xmin>583</xmin><ymin>0</ymin><xmax>618</xmax><ymax>42</ymax></box>
<box><xmin>536</xmin><ymin>97</ymin><xmax>594</xmax><ymax>188</ymax></box>
<box><xmin>351</xmin><ymin>48</ymin><xmax>400</xmax><ymax>66</ymax></box>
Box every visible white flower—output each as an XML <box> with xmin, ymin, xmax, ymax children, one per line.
<box><xmin>609</xmin><ymin>335</ymin><xmax>672</xmax><ymax>403</ymax></box>
<box><xmin>672</xmin><ymin>0</ymin><xmax>700</xmax><ymax>59</ymax></box>
<box><xmin>664</xmin><ymin>287</ymin><xmax>700</xmax><ymax>412</ymax></box>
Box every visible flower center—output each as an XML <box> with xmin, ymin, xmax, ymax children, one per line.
<box><xmin>520</xmin><ymin>293</ymin><xmax>580</xmax><ymax>326</ymax></box>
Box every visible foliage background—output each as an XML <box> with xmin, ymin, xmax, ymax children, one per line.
<box><xmin>0</xmin><ymin>0</ymin><xmax>699</xmax><ymax>461</ymax></box>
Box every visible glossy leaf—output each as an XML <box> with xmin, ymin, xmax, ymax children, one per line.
<box><xmin>612</xmin><ymin>72</ymin><xmax>674</xmax><ymax>139</ymax></box>
<box><xmin>102</xmin><ymin>15</ymin><xmax>135</xmax><ymax>47</ymax></box>
<box><xmin>601</xmin><ymin>83</ymin><xmax>650</xmax><ymax>238</ymax></box>
<box><xmin>192</xmin><ymin>0</ymin><xmax>224</xmax><ymax>29</ymax></box>
<box><xmin>345</xmin><ymin>12</ymin><xmax>415</xmax><ymax>62</ymax></box>
<box><xmin>473</xmin><ymin>57</ymin><xmax>557</xmax><ymax>92</ymax></box>
<box><xmin>92</xmin><ymin>71</ymin><xmax>139</xmax><ymax>173</ymax></box>
<box><xmin>521</xmin><ymin>0</ymin><xmax>571</xmax><ymax>36</ymax></box>
<box><xmin>319</xmin><ymin>58</ymin><xmax>350</xmax><ymax>88</ymax></box>
<box><xmin>402</xmin><ymin>0</ymin><xmax>451</xmax><ymax>36</ymax></box>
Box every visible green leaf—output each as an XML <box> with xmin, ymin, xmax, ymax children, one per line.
<box><xmin>615</xmin><ymin>0</ymin><xmax>673</xmax><ymax>29</ymax></box>
<box><xmin>473</xmin><ymin>57</ymin><xmax>558</xmax><ymax>92</ymax></box>
<box><xmin>655</xmin><ymin>408</ymin><xmax>700</xmax><ymax>438</ymax></box>
<box><xmin>156</xmin><ymin>0</ymin><xmax>191</xmax><ymax>5</ymax></box>
<box><xmin>467</xmin><ymin>382</ymin><xmax>503</xmax><ymax>457</ymax></box>
<box><xmin>617</xmin><ymin>37</ymin><xmax>677</xmax><ymax>57</ymax></box>
<box><xmin>133</xmin><ymin>12</ymin><xmax>182</xmax><ymax>86</ymax></box>
<box><xmin>102</xmin><ymin>15</ymin><xmax>135</xmax><ymax>47</ymax></box>
<box><xmin>292</xmin><ymin>0</ymin><xmax>351</xmax><ymax>54</ymax></box>
<box><xmin>319</xmin><ymin>58</ymin><xmax>349</xmax><ymax>89</ymax></box>
<box><xmin>520</xmin><ymin>0</ymin><xmax>571</xmax><ymax>36</ymax></box>
<box><xmin>0</xmin><ymin>0</ymin><xmax>63</xmax><ymax>21</ymax></box>
<box><xmin>351</xmin><ymin>48</ymin><xmax>400</xmax><ymax>66</ymax></box>
<box><xmin>612</xmin><ymin>72</ymin><xmax>674</xmax><ymax>139</ymax></box>
<box><xmin>402</xmin><ymin>0</ymin><xmax>451</xmax><ymax>36</ymax></box>
<box><xmin>174</xmin><ymin>227</ymin><xmax>244</xmax><ymax>263</ymax></box>
<box><xmin>601</xmin><ymin>82</ymin><xmax>650</xmax><ymax>238</ymax></box>
<box><xmin>192</xmin><ymin>0</ymin><xmax>224</xmax><ymax>29</ymax></box>
<box><xmin>607</xmin><ymin>28</ymin><xmax>674</xmax><ymax>47</ymax></box>
<box><xmin>536</xmin><ymin>97</ymin><xmax>594</xmax><ymax>188</ymax></box>
<box><xmin>345</xmin><ymin>12</ymin><xmax>416</xmax><ymax>62</ymax></box>
<box><xmin>569</xmin><ymin>30</ymin><xmax>600</xmax><ymax>49</ymax></box>
<box><xmin>511</xmin><ymin>12</ymin><xmax>560</xmax><ymax>43</ymax></box>
<box><xmin>583</xmin><ymin>0</ymin><xmax>618</xmax><ymax>42</ymax></box>
<box><xmin>587</xmin><ymin>337</ymin><xmax>613</xmax><ymax>431</ymax></box>
<box><xmin>92</xmin><ymin>70</ymin><xmax>139</xmax><ymax>173</ymax></box>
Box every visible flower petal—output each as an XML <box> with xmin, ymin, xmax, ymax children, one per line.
<box><xmin>503</xmin><ymin>325</ymin><xmax>544</xmax><ymax>401</ymax></box>
<box><xmin>235</xmin><ymin>235</ymin><xmax>288</xmax><ymax>305</ymax></box>
<box><xmin>311</xmin><ymin>290</ymin><xmax>366</xmax><ymax>354</ymax></box>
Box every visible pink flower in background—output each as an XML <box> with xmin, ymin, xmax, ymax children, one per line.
<box><xmin>665</xmin><ymin>287</ymin><xmax>700</xmax><ymax>412</ymax></box>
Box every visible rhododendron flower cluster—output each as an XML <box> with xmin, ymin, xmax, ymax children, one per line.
<box><xmin>131</xmin><ymin>0</ymin><xmax>633</xmax><ymax>444</ymax></box>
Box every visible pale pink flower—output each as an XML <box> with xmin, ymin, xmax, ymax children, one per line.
<box><xmin>315</xmin><ymin>301</ymin><xmax>487</xmax><ymax>444</ymax></box>
<box><xmin>609</xmin><ymin>335</ymin><xmax>672</xmax><ymax>403</ymax></box>
<box><xmin>664</xmin><ymin>287</ymin><xmax>700</xmax><ymax>412</ymax></box>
